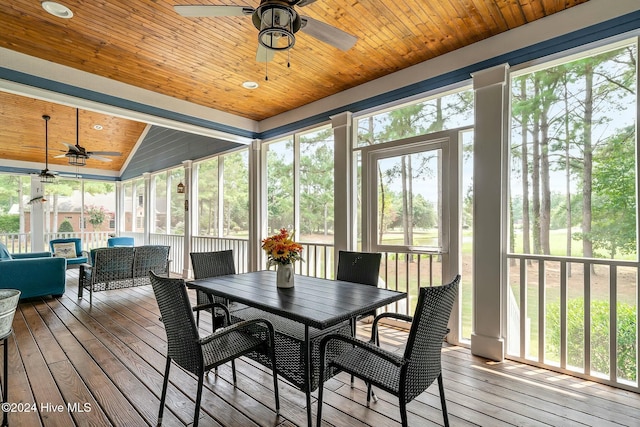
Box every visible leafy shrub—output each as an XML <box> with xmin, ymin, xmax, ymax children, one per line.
<box><xmin>58</xmin><ymin>220</ymin><xmax>74</xmax><ymax>233</ymax></box>
<box><xmin>546</xmin><ymin>298</ymin><xmax>636</xmax><ymax>381</ymax></box>
<box><xmin>0</xmin><ymin>215</ymin><xmax>19</xmax><ymax>233</ymax></box>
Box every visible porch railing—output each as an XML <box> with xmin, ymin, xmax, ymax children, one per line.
<box><xmin>296</xmin><ymin>244</ymin><xmax>443</xmax><ymax>317</ymax></box>
<box><xmin>3</xmin><ymin>230</ymin><xmax>442</xmax><ymax>323</ymax></box>
<box><xmin>191</xmin><ymin>236</ymin><xmax>250</xmax><ymax>273</ymax></box>
<box><xmin>506</xmin><ymin>253</ymin><xmax>639</xmax><ymax>393</ymax></box>
<box><xmin>45</xmin><ymin>231</ymin><xmax>112</xmax><ymax>252</ymax></box>
<box><xmin>0</xmin><ymin>233</ymin><xmax>30</xmax><ymax>253</ymax></box>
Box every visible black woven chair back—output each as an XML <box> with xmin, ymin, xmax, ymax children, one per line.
<box><xmin>190</xmin><ymin>250</ymin><xmax>236</xmax><ymax>308</ymax></box>
<box><xmin>336</xmin><ymin>251</ymin><xmax>381</xmax><ymax>286</ymax></box>
<box><xmin>149</xmin><ymin>272</ymin><xmax>203</xmax><ymax>375</ymax></box>
<box><xmin>133</xmin><ymin>245</ymin><xmax>170</xmax><ymax>277</ymax></box>
<box><xmin>402</xmin><ymin>274</ymin><xmax>460</xmax><ymax>402</ymax></box>
<box><xmin>92</xmin><ymin>247</ymin><xmax>135</xmax><ymax>282</ymax></box>
<box><xmin>190</xmin><ymin>250</ymin><xmax>236</xmax><ymax>279</ymax></box>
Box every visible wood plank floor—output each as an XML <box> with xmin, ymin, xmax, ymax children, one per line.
<box><xmin>2</xmin><ymin>270</ymin><xmax>640</xmax><ymax>426</ymax></box>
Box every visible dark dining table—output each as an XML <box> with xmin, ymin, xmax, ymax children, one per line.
<box><xmin>186</xmin><ymin>270</ymin><xmax>406</xmax><ymax>427</ymax></box>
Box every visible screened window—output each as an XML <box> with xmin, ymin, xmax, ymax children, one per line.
<box><xmin>265</xmin><ymin>136</ymin><xmax>294</xmax><ymax>234</ymax></box>
<box><xmin>196</xmin><ymin>157</ymin><xmax>220</xmax><ymax>237</ymax></box>
<box><xmin>299</xmin><ymin>127</ymin><xmax>334</xmax><ymax>243</ymax></box>
<box><xmin>222</xmin><ymin>150</ymin><xmax>249</xmax><ymax>237</ymax></box>
<box><xmin>356</xmin><ymin>89</ymin><xmax>474</xmax><ymax>147</ymax></box>
<box><xmin>508</xmin><ymin>40</ymin><xmax>638</xmax><ymax>384</ymax></box>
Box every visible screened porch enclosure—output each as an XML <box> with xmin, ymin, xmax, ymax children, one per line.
<box><xmin>1</xmin><ymin>34</ymin><xmax>639</xmax><ymax>398</ymax></box>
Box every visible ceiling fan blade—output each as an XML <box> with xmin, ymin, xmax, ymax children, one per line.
<box><xmin>89</xmin><ymin>155</ymin><xmax>113</xmax><ymax>162</ymax></box>
<box><xmin>256</xmin><ymin>44</ymin><xmax>275</xmax><ymax>63</ymax></box>
<box><xmin>295</xmin><ymin>0</ymin><xmax>319</xmax><ymax>7</ymax></box>
<box><xmin>300</xmin><ymin>16</ymin><xmax>357</xmax><ymax>51</ymax></box>
<box><xmin>174</xmin><ymin>5</ymin><xmax>253</xmax><ymax>17</ymax></box>
<box><xmin>53</xmin><ymin>154</ymin><xmax>68</xmax><ymax>158</ymax></box>
<box><xmin>88</xmin><ymin>151</ymin><xmax>122</xmax><ymax>156</ymax></box>
<box><xmin>61</xmin><ymin>142</ymin><xmax>80</xmax><ymax>153</ymax></box>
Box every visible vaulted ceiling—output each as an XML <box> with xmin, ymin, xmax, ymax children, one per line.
<box><xmin>0</xmin><ymin>0</ymin><xmax>591</xmax><ymax>173</ymax></box>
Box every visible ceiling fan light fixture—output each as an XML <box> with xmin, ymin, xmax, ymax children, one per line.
<box><xmin>69</xmin><ymin>108</ymin><xmax>87</xmax><ymax>167</ymax></box>
<box><xmin>39</xmin><ymin>169</ymin><xmax>57</xmax><ymax>184</ymax></box>
<box><xmin>68</xmin><ymin>154</ymin><xmax>87</xmax><ymax>167</ymax></box>
<box><xmin>255</xmin><ymin>4</ymin><xmax>298</xmax><ymax>51</ymax></box>
<box><xmin>41</xmin><ymin>1</ymin><xmax>73</xmax><ymax>19</ymax></box>
<box><xmin>39</xmin><ymin>115</ymin><xmax>57</xmax><ymax>184</ymax></box>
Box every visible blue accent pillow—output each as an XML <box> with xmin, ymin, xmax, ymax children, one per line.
<box><xmin>0</xmin><ymin>242</ymin><xmax>13</xmax><ymax>261</ymax></box>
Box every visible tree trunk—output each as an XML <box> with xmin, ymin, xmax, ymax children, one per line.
<box><xmin>531</xmin><ymin>77</ymin><xmax>542</xmax><ymax>254</ymax></box>
<box><xmin>401</xmin><ymin>155</ymin><xmax>409</xmax><ymax>246</ymax></box>
<box><xmin>540</xmin><ymin>100</ymin><xmax>551</xmax><ymax>255</ymax></box>
<box><xmin>378</xmin><ymin>166</ymin><xmax>386</xmax><ymax>244</ymax></box>
<box><xmin>582</xmin><ymin>63</ymin><xmax>594</xmax><ymax>263</ymax></box>
<box><xmin>563</xmin><ymin>77</ymin><xmax>573</xmax><ymax>276</ymax></box>
<box><xmin>324</xmin><ymin>204</ymin><xmax>328</xmax><ymax>236</ymax></box>
<box><xmin>520</xmin><ymin>79</ymin><xmax>532</xmax><ymax>263</ymax></box>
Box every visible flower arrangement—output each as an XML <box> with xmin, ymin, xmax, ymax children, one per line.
<box><xmin>262</xmin><ymin>228</ymin><xmax>304</xmax><ymax>268</ymax></box>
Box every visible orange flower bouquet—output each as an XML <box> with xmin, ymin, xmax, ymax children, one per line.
<box><xmin>262</xmin><ymin>228</ymin><xmax>304</xmax><ymax>268</ymax></box>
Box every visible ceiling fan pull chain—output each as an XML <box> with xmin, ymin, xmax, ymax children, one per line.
<box><xmin>287</xmin><ymin>51</ymin><xmax>291</xmax><ymax>68</ymax></box>
<box><xmin>265</xmin><ymin>60</ymin><xmax>269</xmax><ymax>81</ymax></box>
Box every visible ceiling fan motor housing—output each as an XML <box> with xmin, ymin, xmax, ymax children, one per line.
<box><xmin>253</xmin><ymin>0</ymin><xmax>301</xmax><ymax>51</ymax></box>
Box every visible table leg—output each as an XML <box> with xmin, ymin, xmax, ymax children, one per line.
<box><xmin>304</xmin><ymin>325</ymin><xmax>312</xmax><ymax>427</ymax></box>
<box><xmin>78</xmin><ymin>265</ymin><xmax>84</xmax><ymax>299</ymax></box>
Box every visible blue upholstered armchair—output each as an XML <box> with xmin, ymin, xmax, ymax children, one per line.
<box><xmin>107</xmin><ymin>237</ymin><xmax>135</xmax><ymax>247</ymax></box>
<box><xmin>0</xmin><ymin>242</ymin><xmax>66</xmax><ymax>299</ymax></box>
<box><xmin>49</xmin><ymin>238</ymin><xmax>88</xmax><ymax>268</ymax></box>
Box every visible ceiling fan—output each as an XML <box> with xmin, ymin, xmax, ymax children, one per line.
<box><xmin>54</xmin><ymin>109</ymin><xmax>122</xmax><ymax>166</ymax></box>
<box><xmin>38</xmin><ymin>114</ymin><xmax>57</xmax><ymax>183</ymax></box>
<box><xmin>174</xmin><ymin>1</ymin><xmax>358</xmax><ymax>62</ymax></box>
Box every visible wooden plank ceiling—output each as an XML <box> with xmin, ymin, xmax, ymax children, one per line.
<box><xmin>0</xmin><ymin>92</ymin><xmax>145</xmax><ymax>171</ymax></box>
<box><xmin>0</xmin><ymin>0</ymin><xmax>590</xmax><ymax>172</ymax></box>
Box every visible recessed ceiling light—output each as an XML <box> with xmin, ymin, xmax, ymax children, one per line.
<box><xmin>93</xmin><ymin>124</ymin><xmax>103</xmax><ymax>131</ymax></box>
<box><xmin>41</xmin><ymin>1</ymin><xmax>73</xmax><ymax>19</ymax></box>
<box><xmin>242</xmin><ymin>81</ymin><xmax>259</xmax><ymax>90</ymax></box>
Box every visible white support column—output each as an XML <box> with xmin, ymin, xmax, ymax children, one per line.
<box><xmin>163</xmin><ymin>174</ymin><xmax>170</xmax><ymax>234</ymax></box>
<box><xmin>182</xmin><ymin>160</ymin><xmax>193</xmax><ymax>278</ymax></box>
<box><xmin>471</xmin><ymin>63</ymin><xmax>509</xmax><ymax>362</ymax></box>
<box><xmin>143</xmin><ymin>172</ymin><xmax>151</xmax><ymax>245</ymax></box>
<box><xmin>115</xmin><ymin>181</ymin><xmax>123</xmax><ymax>236</ymax></box>
<box><xmin>248</xmin><ymin>139</ymin><xmax>263</xmax><ymax>272</ymax></box>
<box><xmin>30</xmin><ymin>176</ymin><xmax>45</xmax><ymax>252</ymax></box>
<box><xmin>331</xmin><ymin>111</ymin><xmax>353</xmax><ymax>271</ymax></box>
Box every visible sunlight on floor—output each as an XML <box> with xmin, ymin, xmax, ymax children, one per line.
<box><xmin>472</xmin><ymin>364</ymin><xmax>585</xmax><ymax>398</ymax></box>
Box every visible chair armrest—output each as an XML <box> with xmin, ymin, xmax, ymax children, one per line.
<box><xmin>319</xmin><ymin>333</ymin><xmax>406</xmax><ymax>367</ymax></box>
<box><xmin>371</xmin><ymin>312</ymin><xmax>413</xmax><ymax>345</ymax></box>
<box><xmin>78</xmin><ymin>262</ymin><xmax>92</xmax><ymax>298</ymax></box>
<box><xmin>192</xmin><ymin>302</ymin><xmax>232</xmax><ymax>326</ymax></box>
<box><xmin>199</xmin><ymin>317</ymin><xmax>277</xmax><ymax>347</ymax></box>
<box><xmin>12</xmin><ymin>251</ymin><xmax>52</xmax><ymax>259</ymax></box>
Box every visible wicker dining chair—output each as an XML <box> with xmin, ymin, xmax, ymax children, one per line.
<box><xmin>336</xmin><ymin>250</ymin><xmax>382</xmax><ymax>324</ymax></box>
<box><xmin>190</xmin><ymin>250</ymin><xmax>236</xmax><ymax>328</ymax></box>
<box><xmin>336</xmin><ymin>250</ymin><xmax>382</xmax><ymax>386</ymax></box>
<box><xmin>149</xmin><ymin>272</ymin><xmax>279</xmax><ymax>427</ymax></box>
<box><xmin>317</xmin><ymin>275</ymin><xmax>460</xmax><ymax>427</ymax></box>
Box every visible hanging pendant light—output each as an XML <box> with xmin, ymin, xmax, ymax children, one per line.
<box><xmin>68</xmin><ymin>109</ymin><xmax>86</xmax><ymax>166</ymax></box>
<box><xmin>39</xmin><ymin>115</ymin><xmax>56</xmax><ymax>184</ymax></box>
